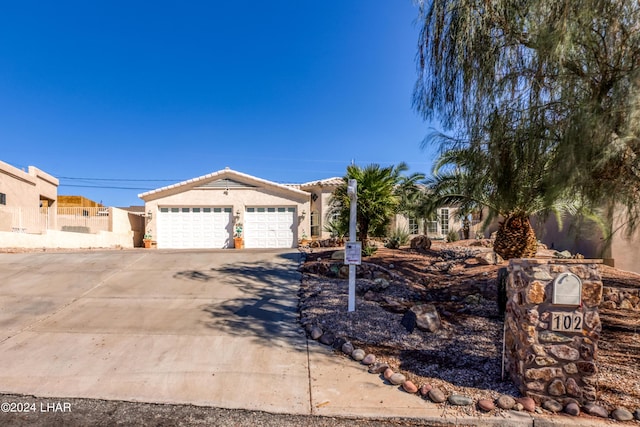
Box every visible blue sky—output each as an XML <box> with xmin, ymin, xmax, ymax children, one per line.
<box><xmin>1</xmin><ymin>1</ymin><xmax>436</xmax><ymax>207</ymax></box>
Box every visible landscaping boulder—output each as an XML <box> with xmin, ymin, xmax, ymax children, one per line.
<box><xmin>410</xmin><ymin>235</ymin><xmax>432</xmax><ymax>252</ymax></box>
<box><xmin>410</xmin><ymin>303</ymin><xmax>441</xmax><ymax>333</ymax></box>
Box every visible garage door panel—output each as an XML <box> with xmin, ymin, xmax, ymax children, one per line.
<box><xmin>244</xmin><ymin>207</ymin><xmax>295</xmax><ymax>249</ymax></box>
<box><xmin>157</xmin><ymin>207</ymin><xmax>232</xmax><ymax>249</ymax></box>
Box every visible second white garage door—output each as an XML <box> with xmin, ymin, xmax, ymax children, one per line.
<box><xmin>244</xmin><ymin>207</ymin><xmax>295</xmax><ymax>248</ymax></box>
<box><xmin>157</xmin><ymin>207</ymin><xmax>232</xmax><ymax>249</ymax></box>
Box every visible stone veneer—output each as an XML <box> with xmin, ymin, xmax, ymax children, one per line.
<box><xmin>505</xmin><ymin>259</ymin><xmax>603</xmax><ymax>406</ymax></box>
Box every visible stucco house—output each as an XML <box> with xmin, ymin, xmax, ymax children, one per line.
<box><xmin>0</xmin><ymin>160</ymin><xmax>58</xmax><ymax>233</ymax></box>
<box><xmin>139</xmin><ymin>168</ymin><xmax>324</xmax><ymax>249</ymax></box>
<box><xmin>0</xmin><ymin>160</ymin><xmax>58</xmax><ymax>210</ymax></box>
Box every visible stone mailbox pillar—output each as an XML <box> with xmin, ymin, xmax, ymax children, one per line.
<box><xmin>504</xmin><ymin>259</ymin><xmax>603</xmax><ymax>407</ymax></box>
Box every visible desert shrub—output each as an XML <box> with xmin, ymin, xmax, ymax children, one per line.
<box><xmin>323</xmin><ymin>218</ymin><xmax>348</xmax><ymax>239</ymax></box>
<box><xmin>447</xmin><ymin>228</ymin><xmax>460</xmax><ymax>242</ymax></box>
<box><xmin>385</xmin><ymin>227</ymin><xmax>410</xmax><ymax>249</ymax></box>
<box><xmin>362</xmin><ymin>244</ymin><xmax>378</xmax><ymax>257</ymax></box>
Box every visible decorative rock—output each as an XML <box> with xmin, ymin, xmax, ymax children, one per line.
<box><xmin>319</xmin><ymin>332</ymin><xmax>335</xmax><ymax>346</ymax></box>
<box><xmin>526</xmin><ymin>281</ymin><xmax>546</xmax><ymax>304</ymax></box>
<box><xmin>514</xmin><ymin>403</ymin><xmax>524</xmax><ymax>411</ymax></box>
<box><xmin>428</xmin><ymin>387</ymin><xmax>446</xmax><ymax>403</ymax></box>
<box><xmin>389</xmin><ymin>373</ymin><xmax>406</xmax><ymax>385</ymax></box>
<box><xmin>534</xmin><ymin>357</ymin><xmax>556</xmax><ymax>366</ymax></box>
<box><xmin>564</xmin><ymin>402</ymin><xmax>580</xmax><ymax>416</ymax></box>
<box><xmin>402</xmin><ymin>380</ymin><xmax>418</xmax><ymax>394</ymax></box>
<box><xmin>477</xmin><ymin>399</ymin><xmax>495</xmax><ymax>412</ymax></box>
<box><xmin>576</xmin><ymin>361</ymin><xmax>598</xmax><ymax>376</ymax></box>
<box><xmin>612</xmin><ymin>407</ymin><xmax>634</xmax><ymax>421</ymax></box>
<box><xmin>542</xmin><ymin>399</ymin><xmax>563</xmax><ymax>413</ymax></box>
<box><xmin>583</xmin><ymin>402</ymin><xmax>609</xmax><ymax>418</ymax></box>
<box><xmin>448</xmin><ymin>394</ymin><xmax>474</xmax><ymax>406</ymax></box>
<box><xmin>547</xmin><ymin>379</ymin><xmax>566</xmax><ymax>396</ymax></box>
<box><xmin>419</xmin><ymin>383</ymin><xmax>432</xmax><ymax>396</ymax></box>
<box><xmin>383</xmin><ymin>368</ymin><xmax>394</xmax><ymax>380</ymax></box>
<box><xmin>373</xmin><ymin>277</ymin><xmax>390</xmax><ymax>290</ymax></box>
<box><xmin>475</xmin><ymin>251</ymin><xmax>504</xmax><ymax>265</ymax></box>
<box><xmin>409</xmin><ymin>303</ymin><xmax>441</xmax><ymax>333</ymax></box>
<box><xmin>351</xmin><ymin>348</ymin><xmax>365</xmax><ymax>361</ymax></box>
<box><xmin>361</xmin><ymin>354</ymin><xmax>376</xmax><ymax>365</ymax></box>
<box><xmin>496</xmin><ymin>395</ymin><xmax>516</xmax><ymax>410</ymax></box>
<box><xmin>525</xmin><ymin>367</ymin><xmax>563</xmax><ymax>381</ymax></box>
<box><xmin>330</xmin><ymin>250</ymin><xmax>345</xmax><ymax>260</ymax></box>
<box><xmin>565</xmin><ymin>377</ymin><xmax>581</xmax><ymax>398</ymax></box>
<box><xmin>548</xmin><ymin>344</ymin><xmax>580</xmax><ymax>361</ymax></box>
<box><xmin>342</xmin><ymin>342</ymin><xmax>354</xmax><ymax>355</ymax></box>
<box><xmin>564</xmin><ymin>363</ymin><xmax>578</xmax><ymax>374</ymax></box>
<box><xmin>368</xmin><ymin>362</ymin><xmax>389</xmax><ymax>374</ymax></box>
<box><xmin>516</xmin><ymin>397</ymin><xmax>536</xmax><ymax>412</ymax></box>
<box><xmin>634</xmin><ymin>408</ymin><xmax>640</xmax><ymax>420</ymax></box>
<box><xmin>310</xmin><ymin>327</ymin><xmax>323</xmax><ymax>340</ymax></box>
<box><xmin>582</xmin><ymin>282</ymin><xmax>603</xmax><ymax>308</ymax></box>
<box><xmin>388</xmin><ymin>263</ymin><xmax>394</xmax><ymax>269</ymax></box>
<box><xmin>332</xmin><ymin>336</ymin><xmax>346</xmax><ymax>350</ymax></box>
<box><xmin>539</xmin><ymin>331</ymin><xmax>573</xmax><ymax>343</ymax></box>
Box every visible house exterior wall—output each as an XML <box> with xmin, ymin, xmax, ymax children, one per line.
<box><xmin>305</xmin><ymin>185</ymin><xmax>339</xmax><ymax>239</ymax></box>
<box><xmin>0</xmin><ymin>161</ymin><xmax>59</xmax><ymax>209</ymax></box>
<box><xmin>142</xmin><ymin>186</ymin><xmax>310</xmax><ymax>244</ymax></box>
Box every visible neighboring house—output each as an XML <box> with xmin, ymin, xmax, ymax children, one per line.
<box><xmin>0</xmin><ymin>160</ymin><xmax>58</xmax><ymax>209</ymax></box>
<box><xmin>138</xmin><ymin>168</ymin><xmax>313</xmax><ymax>249</ymax></box>
<box><xmin>0</xmin><ymin>160</ymin><xmax>58</xmax><ymax>233</ymax></box>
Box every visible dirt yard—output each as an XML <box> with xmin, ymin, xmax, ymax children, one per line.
<box><xmin>298</xmin><ymin>240</ymin><xmax>640</xmax><ymax>417</ymax></box>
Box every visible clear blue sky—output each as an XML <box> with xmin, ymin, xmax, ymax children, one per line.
<box><xmin>1</xmin><ymin>1</ymin><xmax>437</xmax><ymax>207</ymax></box>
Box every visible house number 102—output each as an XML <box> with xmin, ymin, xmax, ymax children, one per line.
<box><xmin>550</xmin><ymin>312</ymin><xmax>583</xmax><ymax>332</ymax></box>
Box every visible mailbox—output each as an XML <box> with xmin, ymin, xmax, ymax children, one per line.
<box><xmin>552</xmin><ymin>272</ymin><xmax>582</xmax><ymax>306</ymax></box>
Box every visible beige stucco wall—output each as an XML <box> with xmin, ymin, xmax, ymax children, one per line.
<box><xmin>142</xmin><ymin>186</ymin><xmax>310</xmax><ymax>245</ymax></box>
<box><xmin>609</xmin><ymin>210</ymin><xmax>640</xmax><ymax>274</ymax></box>
<box><xmin>0</xmin><ymin>161</ymin><xmax>58</xmax><ymax>209</ymax></box>
<box><xmin>0</xmin><ymin>229</ymin><xmax>134</xmax><ymax>249</ymax></box>
<box><xmin>306</xmin><ymin>185</ymin><xmax>339</xmax><ymax>239</ymax></box>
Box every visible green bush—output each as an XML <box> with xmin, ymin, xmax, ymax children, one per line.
<box><xmin>362</xmin><ymin>244</ymin><xmax>378</xmax><ymax>257</ymax></box>
<box><xmin>385</xmin><ymin>227</ymin><xmax>410</xmax><ymax>249</ymax></box>
<box><xmin>447</xmin><ymin>229</ymin><xmax>460</xmax><ymax>242</ymax></box>
<box><xmin>323</xmin><ymin>218</ymin><xmax>348</xmax><ymax>238</ymax></box>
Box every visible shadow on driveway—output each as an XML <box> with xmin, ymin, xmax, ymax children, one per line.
<box><xmin>177</xmin><ymin>252</ymin><xmax>307</xmax><ymax>348</ymax></box>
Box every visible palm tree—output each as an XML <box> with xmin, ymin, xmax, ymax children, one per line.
<box><xmin>414</xmin><ymin>0</ymin><xmax>640</xmax><ymax>241</ymax></box>
<box><xmin>424</xmin><ymin>109</ymin><xmax>580</xmax><ymax>260</ymax></box>
<box><xmin>328</xmin><ymin>162</ymin><xmax>420</xmax><ymax>248</ymax></box>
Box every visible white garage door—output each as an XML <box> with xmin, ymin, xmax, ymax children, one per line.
<box><xmin>157</xmin><ymin>207</ymin><xmax>232</xmax><ymax>249</ymax></box>
<box><xmin>244</xmin><ymin>207</ymin><xmax>295</xmax><ymax>248</ymax></box>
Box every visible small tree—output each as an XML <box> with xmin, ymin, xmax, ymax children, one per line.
<box><xmin>328</xmin><ymin>163</ymin><xmax>422</xmax><ymax>248</ymax></box>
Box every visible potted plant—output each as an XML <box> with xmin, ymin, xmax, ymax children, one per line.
<box><xmin>233</xmin><ymin>223</ymin><xmax>243</xmax><ymax>249</ymax></box>
<box><xmin>143</xmin><ymin>232</ymin><xmax>153</xmax><ymax>249</ymax></box>
<box><xmin>299</xmin><ymin>229</ymin><xmax>310</xmax><ymax>246</ymax></box>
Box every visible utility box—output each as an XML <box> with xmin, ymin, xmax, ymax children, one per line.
<box><xmin>504</xmin><ymin>259</ymin><xmax>603</xmax><ymax>408</ymax></box>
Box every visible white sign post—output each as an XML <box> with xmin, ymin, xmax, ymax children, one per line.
<box><xmin>346</xmin><ymin>179</ymin><xmax>358</xmax><ymax>312</ymax></box>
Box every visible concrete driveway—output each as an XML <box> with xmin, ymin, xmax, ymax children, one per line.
<box><xmin>0</xmin><ymin>249</ymin><xmax>310</xmax><ymax>413</ymax></box>
<box><xmin>0</xmin><ymin>249</ymin><xmax>433</xmax><ymax>420</ymax></box>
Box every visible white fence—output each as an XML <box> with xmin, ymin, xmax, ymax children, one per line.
<box><xmin>0</xmin><ymin>207</ymin><xmax>111</xmax><ymax>234</ymax></box>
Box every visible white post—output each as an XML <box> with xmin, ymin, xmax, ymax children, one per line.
<box><xmin>347</xmin><ymin>179</ymin><xmax>357</xmax><ymax>312</ymax></box>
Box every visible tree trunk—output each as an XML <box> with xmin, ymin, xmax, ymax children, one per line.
<box><xmin>493</xmin><ymin>214</ymin><xmax>537</xmax><ymax>260</ymax></box>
